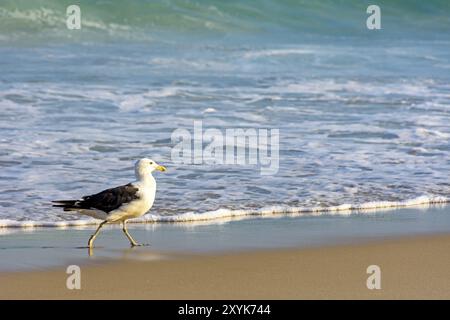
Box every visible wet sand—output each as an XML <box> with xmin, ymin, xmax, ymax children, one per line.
<box><xmin>1</xmin><ymin>234</ymin><xmax>449</xmax><ymax>299</ymax></box>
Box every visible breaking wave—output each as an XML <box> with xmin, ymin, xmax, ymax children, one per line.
<box><xmin>1</xmin><ymin>195</ymin><xmax>448</xmax><ymax>229</ymax></box>
<box><xmin>1</xmin><ymin>0</ymin><xmax>449</xmax><ymax>42</ymax></box>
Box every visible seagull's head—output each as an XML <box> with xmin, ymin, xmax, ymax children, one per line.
<box><xmin>135</xmin><ymin>158</ymin><xmax>166</xmax><ymax>178</ymax></box>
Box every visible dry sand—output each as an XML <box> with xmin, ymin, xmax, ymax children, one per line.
<box><xmin>1</xmin><ymin>234</ymin><xmax>449</xmax><ymax>299</ymax></box>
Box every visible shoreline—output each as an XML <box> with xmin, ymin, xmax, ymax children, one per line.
<box><xmin>1</xmin><ymin>233</ymin><xmax>450</xmax><ymax>299</ymax></box>
<box><xmin>1</xmin><ymin>195</ymin><xmax>449</xmax><ymax>229</ymax></box>
<box><xmin>1</xmin><ymin>205</ymin><xmax>450</xmax><ymax>272</ymax></box>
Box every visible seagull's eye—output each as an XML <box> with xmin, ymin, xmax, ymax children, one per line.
<box><xmin>149</xmin><ymin>161</ymin><xmax>153</xmax><ymax>165</ymax></box>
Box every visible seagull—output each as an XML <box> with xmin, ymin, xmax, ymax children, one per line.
<box><xmin>52</xmin><ymin>158</ymin><xmax>166</xmax><ymax>248</ymax></box>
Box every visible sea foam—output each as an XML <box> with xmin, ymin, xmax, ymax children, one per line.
<box><xmin>0</xmin><ymin>195</ymin><xmax>448</xmax><ymax>229</ymax></box>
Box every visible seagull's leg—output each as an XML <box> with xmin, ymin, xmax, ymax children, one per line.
<box><xmin>88</xmin><ymin>220</ymin><xmax>107</xmax><ymax>248</ymax></box>
<box><xmin>122</xmin><ymin>221</ymin><xmax>145</xmax><ymax>247</ymax></box>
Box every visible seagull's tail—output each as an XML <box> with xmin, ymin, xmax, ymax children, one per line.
<box><xmin>52</xmin><ymin>200</ymin><xmax>80</xmax><ymax>211</ymax></box>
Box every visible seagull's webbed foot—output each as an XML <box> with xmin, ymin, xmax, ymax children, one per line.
<box><xmin>122</xmin><ymin>221</ymin><xmax>149</xmax><ymax>248</ymax></box>
<box><xmin>131</xmin><ymin>243</ymin><xmax>151</xmax><ymax>247</ymax></box>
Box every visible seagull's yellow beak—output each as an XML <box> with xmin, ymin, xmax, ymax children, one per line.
<box><xmin>156</xmin><ymin>165</ymin><xmax>167</xmax><ymax>172</ymax></box>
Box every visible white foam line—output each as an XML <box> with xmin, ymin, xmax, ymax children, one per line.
<box><xmin>0</xmin><ymin>195</ymin><xmax>448</xmax><ymax>229</ymax></box>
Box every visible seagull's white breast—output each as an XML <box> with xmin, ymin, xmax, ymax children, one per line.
<box><xmin>107</xmin><ymin>176</ymin><xmax>156</xmax><ymax>222</ymax></box>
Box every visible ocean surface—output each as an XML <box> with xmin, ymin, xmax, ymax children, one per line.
<box><xmin>0</xmin><ymin>0</ymin><xmax>449</xmax><ymax>227</ymax></box>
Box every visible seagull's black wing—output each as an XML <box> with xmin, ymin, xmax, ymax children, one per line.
<box><xmin>53</xmin><ymin>183</ymin><xmax>140</xmax><ymax>213</ymax></box>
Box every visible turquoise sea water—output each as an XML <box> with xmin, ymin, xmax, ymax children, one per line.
<box><xmin>0</xmin><ymin>0</ymin><xmax>449</xmax><ymax>226</ymax></box>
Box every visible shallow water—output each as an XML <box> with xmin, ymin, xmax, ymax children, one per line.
<box><xmin>1</xmin><ymin>205</ymin><xmax>450</xmax><ymax>271</ymax></box>
<box><xmin>0</xmin><ymin>1</ymin><xmax>449</xmax><ymax>226</ymax></box>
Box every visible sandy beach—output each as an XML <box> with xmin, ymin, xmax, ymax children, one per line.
<box><xmin>1</xmin><ymin>233</ymin><xmax>449</xmax><ymax>300</ymax></box>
